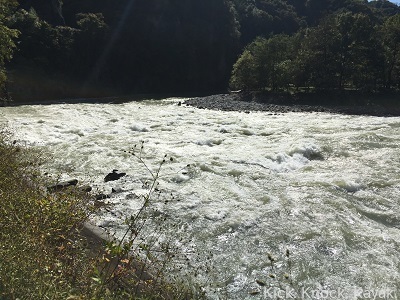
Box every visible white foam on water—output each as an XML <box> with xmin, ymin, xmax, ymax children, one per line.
<box><xmin>2</xmin><ymin>99</ymin><xmax>400</xmax><ymax>299</ymax></box>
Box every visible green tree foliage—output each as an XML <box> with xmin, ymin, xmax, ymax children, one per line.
<box><xmin>230</xmin><ymin>49</ymin><xmax>258</xmax><ymax>90</ymax></box>
<box><xmin>346</xmin><ymin>12</ymin><xmax>384</xmax><ymax>90</ymax></box>
<box><xmin>232</xmin><ymin>0</ymin><xmax>302</xmax><ymax>45</ymax></box>
<box><xmin>18</xmin><ymin>0</ymin><xmax>64</xmax><ymax>25</ymax></box>
<box><xmin>230</xmin><ymin>9</ymin><xmax>396</xmax><ymax>93</ymax></box>
<box><xmin>381</xmin><ymin>14</ymin><xmax>400</xmax><ymax>88</ymax></box>
<box><xmin>368</xmin><ymin>0</ymin><xmax>400</xmax><ymax>19</ymax></box>
<box><xmin>230</xmin><ymin>35</ymin><xmax>294</xmax><ymax>91</ymax></box>
<box><xmin>50</xmin><ymin>26</ymin><xmax>79</xmax><ymax>75</ymax></box>
<box><xmin>0</xmin><ymin>0</ymin><xmax>18</xmax><ymax>96</ymax></box>
<box><xmin>9</xmin><ymin>9</ymin><xmax>56</xmax><ymax>67</ymax></box>
<box><xmin>4</xmin><ymin>0</ymin><xmax>400</xmax><ymax>98</ymax></box>
<box><xmin>9</xmin><ymin>9</ymin><xmax>108</xmax><ymax>84</ymax></box>
<box><xmin>73</xmin><ymin>13</ymin><xmax>108</xmax><ymax>82</ymax></box>
<box><xmin>297</xmin><ymin>12</ymin><xmax>379</xmax><ymax>90</ymax></box>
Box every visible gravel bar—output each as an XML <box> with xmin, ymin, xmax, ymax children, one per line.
<box><xmin>184</xmin><ymin>93</ymin><xmax>400</xmax><ymax>117</ymax></box>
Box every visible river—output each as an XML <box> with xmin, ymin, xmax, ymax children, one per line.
<box><xmin>1</xmin><ymin>98</ymin><xmax>400</xmax><ymax>299</ymax></box>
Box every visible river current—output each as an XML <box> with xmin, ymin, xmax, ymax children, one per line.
<box><xmin>1</xmin><ymin>98</ymin><xmax>400</xmax><ymax>299</ymax></box>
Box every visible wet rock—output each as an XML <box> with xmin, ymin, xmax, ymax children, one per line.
<box><xmin>126</xmin><ymin>193</ymin><xmax>139</xmax><ymax>200</ymax></box>
<box><xmin>255</xmin><ymin>279</ymin><xmax>266</xmax><ymax>286</ymax></box>
<box><xmin>183</xmin><ymin>93</ymin><xmax>400</xmax><ymax>117</ymax></box>
<box><xmin>80</xmin><ymin>185</ymin><xmax>92</xmax><ymax>193</ymax></box>
<box><xmin>47</xmin><ymin>179</ymin><xmax>78</xmax><ymax>192</ymax></box>
<box><xmin>94</xmin><ymin>199</ymin><xmax>108</xmax><ymax>208</ymax></box>
<box><xmin>111</xmin><ymin>187</ymin><xmax>123</xmax><ymax>193</ymax></box>
<box><xmin>95</xmin><ymin>193</ymin><xmax>110</xmax><ymax>201</ymax></box>
<box><xmin>104</xmin><ymin>170</ymin><xmax>126</xmax><ymax>182</ymax></box>
<box><xmin>249</xmin><ymin>290</ymin><xmax>260</xmax><ymax>295</ymax></box>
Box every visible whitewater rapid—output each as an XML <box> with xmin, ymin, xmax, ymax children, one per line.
<box><xmin>1</xmin><ymin>98</ymin><xmax>400</xmax><ymax>299</ymax></box>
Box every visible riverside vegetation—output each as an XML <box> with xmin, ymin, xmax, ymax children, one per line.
<box><xmin>0</xmin><ymin>129</ymin><xmax>199</xmax><ymax>299</ymax></box>
<box><xmin>0</xmin><ymin>0</ymin><xmax>400</xmax><ymax>102</ymax></box>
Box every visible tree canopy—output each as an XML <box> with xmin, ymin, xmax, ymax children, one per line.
<box><xmin>3</xmin><ymin>0</ymin><xmax>400</xmax><ymax>100</ymax></box>
<box><xmin>0</xmin><ymin>0</ymin><xmax>18</xmax><ymax>97</ymax></box>
<box><xmin>230</xmin><ymin>3</ymin><xmax>400</xmax><ymax>93</ymax></box>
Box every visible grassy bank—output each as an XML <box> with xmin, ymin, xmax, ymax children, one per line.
<box><xmin>0</xmin><ymin>129</ymin><xmax>194</xmax><ymax>299</ymax></box>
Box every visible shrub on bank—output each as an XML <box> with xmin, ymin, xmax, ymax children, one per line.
<box><xmin>0</xmin><ymin>129</ymin><xmax>97</xmax><ymax>299</ymax></box>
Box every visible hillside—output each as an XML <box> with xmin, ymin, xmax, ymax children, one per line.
<box><xmin>0</xmin><ymin>0</ymin><xmax>399</xmax><ymax>102</ymax></box>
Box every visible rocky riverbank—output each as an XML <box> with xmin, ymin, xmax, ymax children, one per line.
<box><xmin>184</xmin><ymin>92</ymin><xmax>400</xmax><ymax>117</ymax></box>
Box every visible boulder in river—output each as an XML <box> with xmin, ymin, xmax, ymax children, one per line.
<box><xmin>111</xmin><ymin>187</ymin><xmax>123</xmax><ymax>193</ymax></box>
<box><xmin>80</xmin><ymin>185</ymin><xmax>92</xmax><ymax>193</ymax></box>
<box><xmin>47</xmin><ymin>179</ymin><xmax>78</xmax><ymax>192</ymax></box>
<box><xmin>95</xmin><ymin>193</ymin><xmax>110</xmax><ymax>201</ymax></box>
<box><xmin>104</xmin><ymin>170</ymin><xmax>126</xmax><ymax>182</ymax></box>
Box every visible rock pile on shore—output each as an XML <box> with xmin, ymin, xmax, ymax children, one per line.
<box><xmin>184</xmin><ymin>93</ymin><xmax>400</xmax><ymax>117</ymax></box>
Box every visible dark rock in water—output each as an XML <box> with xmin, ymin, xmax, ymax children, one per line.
<box><xmin>104</xmin><ymin>170</ymin><xmax>126</xmax><ymax>182</ymax></box>
<box><xmin>80</xmin><ymin>185</ymin><xmax>92</xmax><ymax>193</ymax></box>
<box><xmin>95</xmin><ymin>193</ymin><xmax>110</xmax><ymax>201</ymax></box>
<box><xmin>111</xmin><ymin>187</ymin><xmax>123</xmax><ymax>193</ymax></box>
<box><xmin>126</xmin><ymin>193</ymin><xmax>139</xmax><ymax>200</ymax></box>
<box><xmin>47</xmin><ymin>179</ymin><xmax>78</xmax><ymax>192</ymax></box>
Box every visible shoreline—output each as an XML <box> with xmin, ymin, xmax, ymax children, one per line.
<box><xmin>2</xmin><ymin>91</ymin><xmax>400</xmax><ymax>117</ymax></box>
<box><xmin>184</xmin><ymin>92</ymin><xmax>400</xmax><ymax>117</ymax></box>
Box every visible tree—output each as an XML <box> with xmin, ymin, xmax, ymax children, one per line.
<box><xmin>73</xmin><ymin>13</ymin><xmax>109</xmax><ymax>82</ymax></box>
<box><xmin>0</xmin><ymin>0</ymin><xmax>19</xmax><ymax>97</ymax></box>
<box><xmin>294</xmin><ymin>12</ymin><xmax>378</xmax><ymax>90</ymax></box>
<box><xmin>18</xmin><ymin>0</ymin><xmax>65</xmax><ymax>25</ymax></box>
<box><xmin>230</xmin><ymin>49</ymin><xmax>258</xmax><ymax>90</ymax></box>
<box><xmin>230</xmin><ymin>35</ymin><xmax>294</xmax><ymax>91</ymax></box>
<box><xmin>381</xmin><ymin>14</ymin><xmax>400</xmax><ymax>89</ymax></box>
<box><xmin>9</xmin><ymin>8</ymin><xmax>58</xmax><ymax>67</ymax></box>
<box><xmin>368</xmin><ymin>0</ymin><xmax>400</xmax><ymax>20</ymax></box>
<box><xmin>232</xmin><ymin>0</ymin><xmax>302</xmax><ymax>45</ymax></box>
<box><xmin>347</xmin><ymin>13</ymin><xmax>383</xmax><ymax>91</ymax></box>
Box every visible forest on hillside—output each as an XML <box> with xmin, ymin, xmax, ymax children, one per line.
<box><xmin>0</xmin><ymin>0</ymin><xmax>399</xmax><ymax>102</ymax></box>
